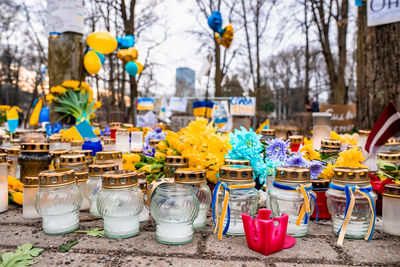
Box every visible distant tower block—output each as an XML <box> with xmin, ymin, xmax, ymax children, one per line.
<box><xmin>175</xmin><ymin>67</ymin><xmax>195</xmax><ymax>97</ymax></box>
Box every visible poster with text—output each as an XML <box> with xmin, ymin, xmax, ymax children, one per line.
<box><xmin>137</xmin><ymin>98</ymin><xmax>155</xmax><ymax>111</ymax></box>
<box><xmin>320</xmin><ymin>104</ymin><xmax>356</xmax><ymax>133</ymax></box>
<box><xmin>230</xmin><ymin>97</ymin><xmax>256</xmax><ymax>116</ymax></box>
<box><xmin>367</xmin><ymin>0</ymin><xmax>400</xmax><ymax>26</ymax></box>
<box><xmin>47</xmin><ymin>0</ymin><xmax>85</xmax><ymax>34</ymax></box>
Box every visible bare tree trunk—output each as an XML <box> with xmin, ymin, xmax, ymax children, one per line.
<box><xmin>356</xmin><ymin>5</ymin><xmax>400</xmax><ymax>129</ymax></box>
<box><xmin>304</xmin><ymin>0</ymin><xmax>310</xmax><ymax>105</ymax></box>
<box><xmin>214</xmin><ymin>39</ymin><xmax>223</xmax><ymax>96</ymax></box>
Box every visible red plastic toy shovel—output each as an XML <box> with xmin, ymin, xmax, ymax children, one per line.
<box><xmin>242</xmin><ymin>209</ymin><xmax>296</xmax><ymax>256</ymax></box>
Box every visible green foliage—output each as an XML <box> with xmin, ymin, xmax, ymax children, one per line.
<box><xmin>75</xmin><ymin>228</ymin><xmax>104</xmax><ymax>237</ymax></box>
<box><xmin>59</xmin><ymin>240</ymin><xmax>78</xmax><ymax>253</ymax></box>
<box><xmin>0</xmin><ymin>243</ymin><xmax>43</xmax><ymax>267</ymax></box>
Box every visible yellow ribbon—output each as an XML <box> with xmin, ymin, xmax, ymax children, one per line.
<box><xmin>295</xmin><ymin>184</ymin><xmax>312</xmax><ymax>226</ymax></box>
<box><xmin>213</xmin><ymin>181</ymin><xmax>255</xmax><ymax>239</ymax></box>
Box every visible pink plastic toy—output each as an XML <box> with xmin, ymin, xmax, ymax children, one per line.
<box><xmin>242</xmin><ymin>209</ymin><xmax>296</xmax><ymax>256</ymax></box>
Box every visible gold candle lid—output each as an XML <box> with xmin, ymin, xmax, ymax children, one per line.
<box><xmin>311</xmin><ymin>178</ymin><xmax>330</xmax><ymax>188</ymax></box>
<box><xmin>11</xmin><ymin>139</ymin><xmax>20</xmax><ymax>145</ymax></box>
<box><xmin>1</xmin><ymin>135</ymin><xmax>10</xmax><ymax>141</ymax></box>
<box><xmin>116</xmin><ymin>128</ymin><xmax>129</xmax><ymax>135</ymax></box>
<box><xmin>144</xmin><ymin>178</ymin><xmax>172</xmax><ymax>208</ymax></box>
<box><xmin>49</xmin><ymin>134</ymin><xmax>62</xmax><ymax>142</ymax></box>
<box><xmin>71</xmin><ymin>140</ymin><xmax>84</xmax><ymax>146</ymax></box>
<box><xmin>103</xmin><ymin>138</ymin><xmax>116</xmax><ymax>145</ymax></box>
<box><xmin>219</xmin><ymin>165</ymin><xmax>254</xmax><ymax>182</ymax></box>
<box><xmin>23</xmin><ymin>176</ymin><xmax>39</xmax><ymax>188</ymax></box>
<box><xmin>38</xmin><ymin>169</ymin><xmax>76</xmax><ymax>187</ymax></box>
<box><xmin>60</xmin><ymin>154</ymin><xmax>86</xmax><ymax>165</ymax></box>
<box><xmin>88</xmin><ymin>163</ymin><xmax>119</xmax><ymax>176</ymax></box>
<box><xmin>174</xmin><ymin>168</ymin><xmax>206</xmax><ymax>184</ymax></box>
<box><xmin>137</xmin><ymin>171</ymin><xmax>146</xmax><ymax>183</ymax></box>
<box><xmin>289</xmin><ymin>135</ymin><xmax>304</xmax><ymax>144</ymax></box>
<box><xmin>378</xmin><ymin>152</ymin><xmax>400</xmax><ymax>163</ymax></box>
<box><xmin>385</xmin><ymin>137</ymin><xmax>399</xmax><ymax>146</ymax></box>
<box><xmin>261</xmin><ymin>129</ymin><xmax>276</xmax><ymax>136</ymax></box>
<box><xmin>383</xmin><ymin>184</ymin><xmax>400</xmax><ymax>199</ymax></box>
<box><xmin>92</xmin><ymin>122</ymin><xmax>100</xmax><ymax>127</ymax></box>
<box><xmin>69</xmin><ymin>150</ymin><xmax>93</xmax><ymax>158</ymax></box>
<box><xmin>1</xmin><ymin>147</ymin><xmax>20</xmax><ymax>156</ymax></box>
<box><xmin>321</xmin><ymin>139</ymin><xmax>341</xmax><ymax>149</ymax></box>
<box><xmin>224</xmin><ymin>159</ymin><xmax>250</xmax><ymax>166</ymax></box>
<box><xmin>131</xmin><ymin>148</ymin><xmax>143</xmax><ymax>154</ymax></box>
<box><xmin>332</xmin><ymin>167</ymin><xmax>370</xmax><ymax>184</ymax></box>
<box><xmin>275</xmin><ymin>166</ymin><xmax>310</xmax><ymax>183</ymax></box>
<box><xmin>75</xmin><ymin>171</ymin><xmax>89</xmax><ymax>182</ymax></box>
<box><xmin>0</xmin><ymin>153</ymin><xmax>7</xmax><ymax>163</ymax></box>
<box><xmin>358</xmin><ymin>130</ymin><xmax>370</xmax><ymax>136</ymax></box>
<box><xmin>96</xmin><ymin>151</ymin><xmax>122</xmax><ymax>161</ymax></box>
<box><xmin>50</xmin><ymin>149</ymin><xmax>69</xmax><ymax>156</ymax></box>
<box><xmin>7</xmin><ymin>159</ymin><xmax>13</xmax><ymax>170</ymax></box>
<box><xmin>21</xmin><ymin>143</ymin><xmax>49</xmax><ymax>152</ymax></box>
<box><xmin>123</xmin><ymin>123</ymin><xmax>133</xmax><ymax>128</ymax></box>
<box><xmin>149</xmin><ymin>139</ymin><xmax>161</xmax><ymax>146</ymax></box>
<box><xmin>61</xmin><ymin>136</ymin><xmax>73</xmax><ymax>143</ymax></box>
<box><xmin>347</xmin><ymin>145</ymin><xmax>361</xmax><ymax>151</ymax></box>
<box><xmin>164</xmin><ymin>156</ymin><xmax>188</xmax><ymax>167</ymax></box>
<box><xmin>110</xmin><ymin>122</ymin><xmax>121</xmax><ymax>128</ymax></box>
<box><xmin>102</xmin><ymin>170</ymin><xmax>138</xmax><ymax>189</ymax></box>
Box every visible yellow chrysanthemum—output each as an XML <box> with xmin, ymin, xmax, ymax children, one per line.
<box><xmin>0</xmin><ymin>105</ymin><xmax>11</xmax><ymax>111</ymax></box>
<box><xmin>300</xmin><ymin>144</ymin><xmax>320</xmax><ymax>161</ymax></box>
<box><xmin>8</xmin><ymin>176</ymin><xmax>23</xmax><ymax>192</ymax></box>
<box><xmin>11</xmin><ymin>191</ymin><xmax>23</xmax><ymax>205</ymax></box>
<box><xmin>154</xmin><ymin>152</ymin><xmax>166</xmax><ymax>161</ymax></box>
<box><xmin>46</xmin><ymin>94</ymin><xmax>55</xmax><ymax>104</ymax></box>
<box><xmin>157</xmin><ymin>140</ymin><xmax>168</xmax><ymax>152</ymax></box>
<box><xmin>94</xmin><ymin>101</ymin><xmax>102</xmax><ymax>109</ymax></box>
<box><xmin>62</xmin><ymin>80</ymin><xmax>80</xmax><ymax>88</ymax></box>
<box><xmin>123</xmin><ymin>153</ymin><xmax>141</xmax><ymax>163</ymax></box>
<box><xmin>330</xmin><ymin>131</ymin><xmax>358</xmax><ymax>145</ymax></box>
<box><xmin>303</xmin><ymin>137</ymin><xmax>313</xmax><ymax>146</ymax></box>
<box><xmin>50</xmin><ymin>85</ymin><xmax>67</xmax><ymax>95</ymax></box>
<box><xmin>320</xmin><ymin>162</ymin><xmax>335</xmax><ymax>180</ymax></box>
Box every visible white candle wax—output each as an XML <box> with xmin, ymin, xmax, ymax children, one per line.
<box><xmin>103</xmin><ymin>216</ymin><xmax>139</xmax><ymax>238</ymax></box>
<box><xmin>130</xmin><ymin>132</ymin><xmax>143</xmax><ymax>151</ymax></box>
<box><xmin>23</xmin><ymin>187</ymin><xmax>40</xmax><ymax>219</ymax></box>
<box><xmin>193</xmin><ymin>213</ymin><xmax>207</xmax><ymax>229</ymax></box>
<box><xmin>139</xmin><ymin>207</ymin><xmax>149</xmax><ymax>222</ymax></box>
<box><xmin>116</xmin><ymin>134</ymin><xmax>130</xmax><ymax>153</ymax></box>
<box><xmin>0</xmin><ymin>164</ymin><xmax>8</xmax><ymax>213</ymax></box>
<box><xmin>156</xmin><ymin>222</ymin><xmax>193</xmax><ymax>244</ymax></box>
<box><xmin>89</xmin><ymin>200</ymin><xmax>101</xmax><ymax>217</ymax></box>
<box><xmin>42</xmin><ymin>211</ymin><xmax>79</xmax><ymax>235</ymax></box>
<box><xmin>78</xmin><ymin>182</ymin><xmax>90</xmax><ymax>211</ymax></box>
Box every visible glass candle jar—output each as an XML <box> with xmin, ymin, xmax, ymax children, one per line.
<box><xmin>49</xmin><ymin>149</ymin><xmax>69</xmax><ymax>169</ymax></box>
<box><xmin>35</xmin><ymin>169</ymin><xmax>82</xmax><ymax>235</ymax></box>
<box><xmin>76</xmin><ymin>171</ymin><xmax>90</xmax><ymax>211</ymax></box>
<box><xmin>1</xmin><ymin>135</ymin><xmax>12</xmax><ymax>148</ymax></box>
<box><xmin>149</xmin><ymin>180</ymin><xmax>199</xmax><ymax>245</ymax></box>
<box><xmin>260</xmin><ymin>129</ymin><xmax>276</xmax><ymax>142</ymax></box>
<box><xmin>23</xmin><ymin>176</ymin><xmax>40</xmax><ymax>219</ymax></box>
<box><xmin>175</xmin><ymin>168</ymin><xmax>211</xmax><ymax>229</ymax></box>
<box><xmin>20</xmin><ymin>132</ymin><xmax>46</xmax><ymax>144</ymax></box>
<box><xmin>320</xmin><ymin>139</ymin><xmax>341</xmax><ymax>163</ymax></box>
<box><xmin>11</xmin><ymin>139</ymin><xmax>20</xmax><ymax>147</ymax></box>
<box><xmin>103</xmin><ymin>138</ymin><xmax>116</xmax><ymax>151</ymax></box>
<box><xmin>115</xmin><ymin>129</ymin><xmax>130</xmax><ymax>153</ymax></box>
<box><xmin>214</xmin><ymin>165</ymin><xmax>258</xmax><ymax>237</ymax></box>
<box><xmin>289</xmin><ymin>135</ymin><xmax>304</xmax><ymax>152</ymax></box>
<box><xmin>378</xmin><ymin>152</ymin><xmax>400</xmax><ymax>175</ymax></box>
<box><xmin>130</xmin><ymin>131</ymin><xmax>143</xmax><ymax>152</ymax></box>
<box><xmin>70</xmin><ymin>150</ymin><xmax>94</xmax><ymax>169</ymax></box>
<box><xmin>60</xmin><ymin>154</ymin><xmax>86</xmax><ymax>171</ymax></box>
<box><xmin>312</xmin><ymin>112</ymin><xmax>332</xmax><ymax>150</ymax></box>
<box><xmin>4</xmin><ymin>147</ymin><xmax>20</xmax><ymax>179</ymax></box>
<box><xmin>97</xmin><ymin>170</ymin><xmax>143</xmax><ymax>238</ymax></box>
<box><xmin>18</xmin><ymin>143</ymin><xmax>52</xmax><ymax>183</ymax></box>
<box><xmin>137</xmin><ymin>171</ymin><xmax>149</xmax><ymax>222</ymax></box>
<box><xmin>164</xmin><ymin>156</ymin><xmax>188</xmax><ymax>182</ymax></box>
<box><xmin>382</xmin><ymin>184</ymin><xmax>400</xmax><ymax>236</ymax></box>
<box><xmin>49</xmin><ymin>135</ymin><xmax>72</xmax><ymax>151</ymax></box>
<box><xmin>85</xmin><ymin>163</ymin><xmax>119</xmax><ymax>217</ymax></box>
<box><xmin>71</xmin><ymin>140</ymin><xmax>84</xmax><ymax>151</ymax></box>
<box><xmin>0</xmin><ymin>154</ymin><xmax>8</xmax><ymax>213</ymax></box>
<box><xmin>326</xmin><ymin>167</ymin><xmax>377</xmax><ymax>242</ymax></box>
<box><xmin>382</xmin><ymin>137</ymin><xmax>400</xmax><ymax>153</ymax></box>
<box><xmin>96</xmin><ymin>151</ymin><xmax>123</xmax><ymax>170</ymax></box>
<box><xmin>269</xmin><ymin>166</ymin><xmax>315</xmax><ymax>237</ymax></box>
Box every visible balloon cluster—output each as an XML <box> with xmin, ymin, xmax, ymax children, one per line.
<box><xmin>83</xmin><ymin>32</ymin><xmax>143</xmax><ymax>77</ymax></box>
<box><xmin>207</xmin><ymin>11</ymin><xmax>234</xmax><ymax>49</ymax></box>
<box><xmin>116</xmin><ymin>35</ymin><xmax>143</xmax><ymax>76</ymax></box>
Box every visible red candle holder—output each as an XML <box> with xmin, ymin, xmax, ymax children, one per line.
<box><xmin>369</xmin><ymin>173</ymin><xmax>394</xmax><ymax>216</ymax></box>
<box><xmin>242</xmin><ymin>209</ymin><xmax>295</xmax><ymax>256</ymax></box>
<box><xmin>110</xmin><ymin>128</ymin><xmax>117</xmax><ymax>139</ymax></box>
<box><xmin>310</xmin><ymin>179</ymin><xmax>331</xmax><ymax>220</ymax></box>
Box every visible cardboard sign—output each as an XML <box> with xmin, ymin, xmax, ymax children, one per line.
<box><xmin>47</xmin><ymin>0</ymin><xmax>85</xmax><ymax>34</ymax></box>
<box><xmin>230</xmin><ymin>97</ymin><xmax>256</xmax><ymax>116</ymax></box>
<box><xmin>170</xmin><ymin>116</ymin><xmax>196</xmax><ymax>132</ymax></box>
<box><xmin>367</xmin><ymin>0</ymin><xmax>400</xmax><ymax>26</ymax></box>
<box><xmin>320</xmin><ymin>104</ymin><xmax>356</xmax><ymax>133</ymax></box>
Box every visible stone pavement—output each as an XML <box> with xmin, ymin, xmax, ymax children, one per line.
<box><xmin>0</xmin><ymin>205</ymin><xmax>399</xmax><ymax>266</ymax></box>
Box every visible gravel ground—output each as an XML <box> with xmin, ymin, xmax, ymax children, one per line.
<box><xmin>0</xmin><ymin>205</ymin><xmax>399</xmax><ymax>267</ymax></box>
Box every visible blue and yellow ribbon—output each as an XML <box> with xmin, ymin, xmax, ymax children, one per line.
<box><xmin>212</xmin><ymin>180</ymin><xmax>255</xmax><ymax>239</ymax></box>
<box><xmin>329</xmin><ymin>183</ymin><xmax>376</xmax><ymax>246</ymax></box>
<box><xmin>272</xmin><ymin>181</ymin><xmax>317</xmax><ymax>226</ymax></box>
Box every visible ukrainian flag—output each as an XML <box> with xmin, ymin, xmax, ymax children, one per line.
<box><xmin>193</xmin><ymin>100</ymin><xmax>214</xmax><ymax>117</ymax></box>
<box><xmin>214</xmin><ymin>117</ymin><xmax>228</xmax><ymax>129</ymax></box>
<box><xmin>61</xmin><ymin>121</ymin><xmax>97</xmax><ymax>141</ymax></box>
<box><xmin>6</xmin><ymin>106</ymin><xmax>19</xmax><ymax>134</ymax></box>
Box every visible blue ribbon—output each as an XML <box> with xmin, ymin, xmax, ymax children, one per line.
<box><xmin>212</xmin><ymin>181</ymin><xmax>231</xmax><ymax>235</ymax></box>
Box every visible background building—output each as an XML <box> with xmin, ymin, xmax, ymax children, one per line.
<box><xmin>175</xmin><ymin>67</ymin><xmax>195</xmax><ymax>97</ymax></box>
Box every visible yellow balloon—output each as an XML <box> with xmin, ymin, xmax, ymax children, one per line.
<box><xmin>29</xmin><ymin>98</ymin><xmax>42</xmax><ymax>126</ymax></box>
<box><xmin>136</xmin><ymin>61</ymin><xmax>144</xmax><ymax>74</ymax></box>
<box><xmin>86</xmin><ymin>31</ymin><xmax>117</xmax><ymax>54</ymax></box>
<box><xmin>84</xmin><ymin>51</ymin><xmax>101</xmax><ymax>75</ymax></box>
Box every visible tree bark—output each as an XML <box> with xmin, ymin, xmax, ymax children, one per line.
<box><xmin>214</xmin><ymin>39</ymin><xmax>223</xmax><ymax>97</ymax></box>
<box><xmin>356</xmin><ymin>5</ymin><xmax>400</xmax><ymax>129</ymax></box>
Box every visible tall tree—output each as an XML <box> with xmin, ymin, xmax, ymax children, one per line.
<box><xmin>310</xmin><ymin>0</ymin><xmax>349</xmax><ymax>104</ymax></box>
<box><xmin>356</xmin><ymin>5</ymin><xmax>400</xmax><ymax>129</ymax></box>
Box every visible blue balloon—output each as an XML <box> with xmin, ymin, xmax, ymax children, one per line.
<box><xmin>207</xmin><ymin>11</ymin><xmax>222</xmax><ymax>33</ymax></box>
<box><xmin>45</xmin><ymin>123</ymin><xmax>53</xmax><ymax>136</ymax></box>
<box><xmin>125</xmin><ymin>61</ymin><xmax>138</xmax><ymax>76</ymax></box>
<box><xmin>117</xmin><ymin>35</ymin><xmax>135</xmax><ymax>49</ymax></box>
<box><xmin>94</xmin><ymin>51</ymin><xmax>105</xmax><ymax>65</ymax></box>
<box><xmin>53</xmin><ymin>122</ymin><xmax>62</xmax><ymax>133</ymax></box>
<box><xmin>39</xmin><ymin>106</ymin><xmax>50</xmax><ymax>123</ymax></box>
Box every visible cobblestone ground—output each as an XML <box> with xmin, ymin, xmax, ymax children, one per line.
<box><xmin>0</xmin><ymin>205</ymin><xmax>399</xmax><ymax>266</ymax></box>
